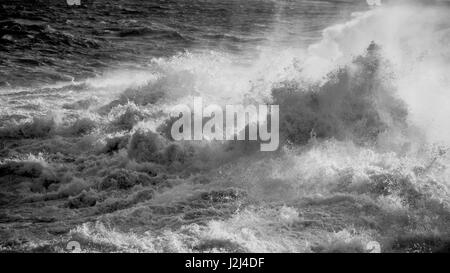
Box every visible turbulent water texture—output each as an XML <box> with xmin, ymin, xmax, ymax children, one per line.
<box><xmin>0</xmin><ymin>0</ymin><xmax>450</xmax><ymax>253</ymax></box>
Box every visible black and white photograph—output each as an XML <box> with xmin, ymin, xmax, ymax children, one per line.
<box><xmin>0</xmin><ymin>0</ymin><xmax>449</xmax><ymax>259</ymax></box>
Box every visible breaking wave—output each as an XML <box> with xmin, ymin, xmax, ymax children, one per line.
<box><xmin>1</xmin><ymin>1</ymin><xmax>450</xmax><ymax>253</ymax></box>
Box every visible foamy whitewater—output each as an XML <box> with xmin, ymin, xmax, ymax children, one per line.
<box><xmin>0</xmin><ymin>0</ymin><xmax>449</xmax><ymax>252</ymax></box>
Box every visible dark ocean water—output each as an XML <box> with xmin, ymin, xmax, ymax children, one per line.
<box><xmin>0</xmin><ymin>0</ymin><xmax>366</xmax><ymax>87</ymax></box>
<box><xmin>0</xmin><ymin>0</ymin><xmax>450</xmax><ymax>253</ymax></box>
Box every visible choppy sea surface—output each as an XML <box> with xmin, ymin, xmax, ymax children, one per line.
<box><xmin>1</xmin><ymin>0</ymin><xmax>450</xmax><ymax>252</ymax></box>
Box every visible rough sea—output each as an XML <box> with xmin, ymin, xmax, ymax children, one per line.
<box><xmin>0</xmin><ymin>0</ymin><xmax>449</xmax><ymax>252</ymax></box>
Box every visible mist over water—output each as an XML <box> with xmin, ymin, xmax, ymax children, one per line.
<box><xmin>0</xmin><ymin>0</ymin><xmax>449</xmax><ymax>253</ymax></box>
